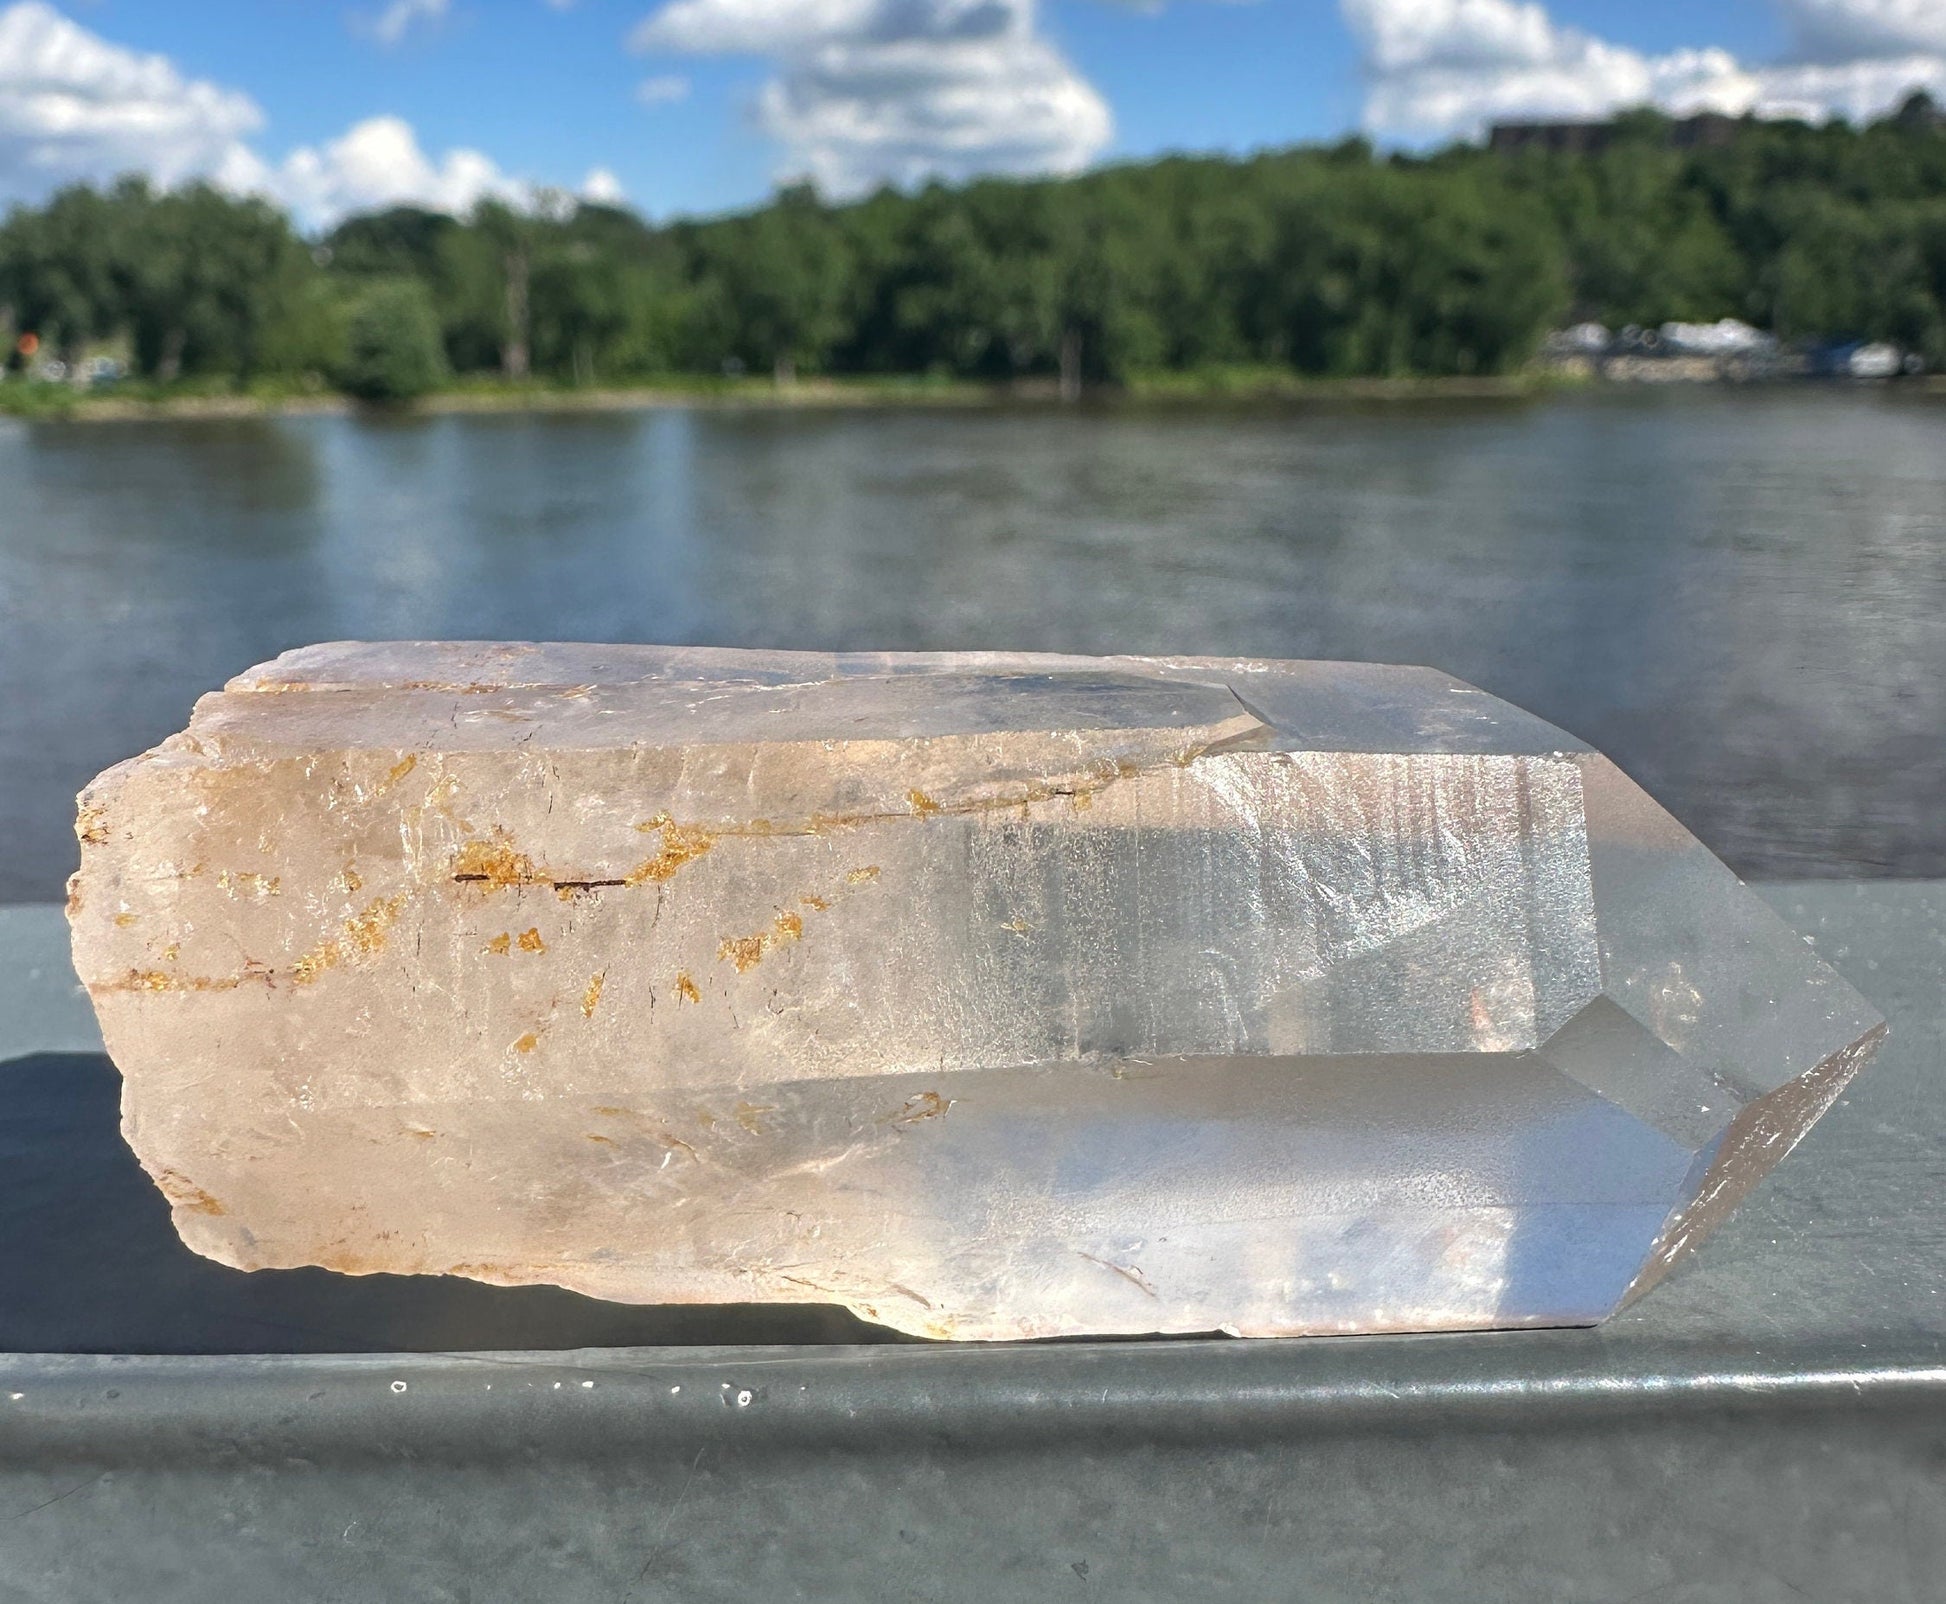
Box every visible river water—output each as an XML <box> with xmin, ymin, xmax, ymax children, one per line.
<box><xmin>3</xmin><ymin>387</ymin><xmax>1942</xmax><ymax>902</ymax></box>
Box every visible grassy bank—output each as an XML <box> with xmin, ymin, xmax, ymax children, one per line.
<box><xmin>5</xmin><ymin>366</ymin><xmax>1938</xmax><ymax>423</ymax></box>
<box><xmin>0</xmin><ymin>368</ymin><xmax>1574</xmax><ymax>423</ymax></box>
<box><xmin>0</xmin><ymin>375</ymin><xmax>346</xmax><ymax>422</ymax></box>
<box><xmin>0</xmin><ymin>372</ymin><xmax>1003</xmax><ymax>421</ymax></box>
<box><xmin>1120</xmin><ymin>366</ymin><xmax>1591</xmax><ymax>401</ymax></box>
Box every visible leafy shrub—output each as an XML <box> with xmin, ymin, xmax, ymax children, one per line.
<box><xmin>341</xmin><ymin>279</ymin><xmax>448</xmax><ymax>402</ymax></box>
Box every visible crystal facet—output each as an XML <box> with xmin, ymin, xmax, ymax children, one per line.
<box><xmin>68</xmin><ymin>644</ymin><xmax>1884</xmax><ymax>1339</ymax></box>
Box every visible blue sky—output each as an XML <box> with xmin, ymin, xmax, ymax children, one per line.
<box><xmin>0</xmin><ymin>1</ymin><xmax>1940</xmax><ymax>226</ymax></box>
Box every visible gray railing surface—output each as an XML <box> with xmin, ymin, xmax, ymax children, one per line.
<box><xmin>2</xmin><ymin>883</ymin><xmax>1941</xmax><ymax>1602</ymax></box>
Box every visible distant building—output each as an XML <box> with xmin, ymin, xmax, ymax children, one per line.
<box><xmin>1492</xmin><ymin>96</ymin><xmax>1940</xmax><ymax>154</ymax></box>
<box><xmin>1489</xmin><ymin>112</ymin><xmax>1745</xmax><ymax>154</ymax></box>
<box><xmin>1670</xmin><ymin>113</ymin><xmax>1741</xmax><ymax>149</ymax></box>
<box><xmin>1488</xmin><ymin>121</ymin><xmax>1613</xmax><ymax>156</ymax></box>
<box><xmin>1891</xmin><ymin>91</ymin><xmax>1944</xmax><ymax>131</ymax></box>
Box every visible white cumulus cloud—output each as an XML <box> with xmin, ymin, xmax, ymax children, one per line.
<box><xmin>580</xmin><ymin>164</ymin><xmax>627</xmax><ymax>203</ymax></box>
<box><xmin>0</xmin><ymin>2</ymin><xmax>616</xmax><ymax>227</ymax></box>
<box><xmin>638</xmin><ymin>0</ymin><xmax>882</xmax><ymax>53</ymax></box>
<box><xmin>1745</xmin><ymin>52</ymin><xmax>1946</xmax><ymax>123</ymax></box>
<box><xmin>266</xmin><ymin>115</ymin><xmax>520</xmax><ymax>227</ymax></box>
<box><xmin>1781</xmin><ymin>0</ymin><xmax>1946</xmax><ymax>60</ymax></box>
<box><xmin>0</xmin><ymin>0</ymin><xmax>265</xmax><ymax>195</ymax></box>
<box><xmin>365</xmin><ymin>0</ymin><xmax>450</xmax><ymax>47</ymax></box>
<box><xmin>1345</xmin><ymin>0</ymin><xmax>1946</xmax><ymax>142</ymax></box>
<box><xmin>631</xmin><ymin>0</ymin><xmax>1112</xmax><ymax>195</ymax></box>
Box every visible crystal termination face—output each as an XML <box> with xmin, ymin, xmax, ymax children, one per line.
<box><xmin>68</xmin><ymin>645</ymin><xmax>1884</xmax><ymax>1340</ymax></box>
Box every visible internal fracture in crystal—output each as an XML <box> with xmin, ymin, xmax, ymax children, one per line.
<box><xmin>68</xmin><ymin>644</ymin><xmax>1884</xmax><ymax>1339</ymax></box>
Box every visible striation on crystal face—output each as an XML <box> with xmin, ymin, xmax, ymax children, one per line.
<box><xmin>68</xmin><ymin>644</ymin><xmax>1883</xmax><ymax>1340</ymax></box>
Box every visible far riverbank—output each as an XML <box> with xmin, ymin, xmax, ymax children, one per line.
<box><xmin>21</xmin><ymin>366</ymin><xmax>1927</xmax><ymax>425</ymax></box>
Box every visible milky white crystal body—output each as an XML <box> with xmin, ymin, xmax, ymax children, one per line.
<box><xmin>68</xmin><ymin>644</ymin><xmax>1883</xmax><ymax>1340</ymax></box>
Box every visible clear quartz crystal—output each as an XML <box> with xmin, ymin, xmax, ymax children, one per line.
<box><xmin>68</xmin><ymin>644</ymin><xmax>1884</xmax><ymax>1340</ymax></box>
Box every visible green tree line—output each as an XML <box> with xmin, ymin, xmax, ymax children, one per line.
<box><xmin>3</xmin><ymin>100</ymin><xmax>1944</xmax><ymax>400</ymax></box>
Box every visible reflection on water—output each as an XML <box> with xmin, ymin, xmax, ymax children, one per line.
<box><xmin>2</xmin><ymin>388</ymin><xmax>1942</xmax><ymax>901</ymax></box>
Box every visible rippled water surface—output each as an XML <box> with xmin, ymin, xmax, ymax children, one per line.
<box><xmin>3</xmin><ymin>387</ymin><xmax>1943</xmax><ymax>901</ymax></box>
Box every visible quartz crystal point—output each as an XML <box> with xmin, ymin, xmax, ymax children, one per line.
<box><xmin>69</xmin><ymin>644</ymin><xmax>1883</xmax><ymax>1340</ymax></box>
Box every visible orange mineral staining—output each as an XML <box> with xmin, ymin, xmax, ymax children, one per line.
<box><xmin>717</xmin><ymin>933</ymin><xmax>766</xmax><ymax>973</ymax></box>
<box><xmin>626</xmin><ymin>815</ymin><xmax>715</xmax><ymax>884</ymax></box>
<box><xmin>452</xmin><ymin>834</ymin><xmax>541</xmax><ymax>889</ymax></box>
<box><xmin>291</xmin><ymin>895</ymin><xmax>405</xmax><ymax>985</ymax></box>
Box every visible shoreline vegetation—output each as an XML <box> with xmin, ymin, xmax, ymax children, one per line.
<box><xmin>4</xmin><ymin>367</ymin><xmax>1942</xmax><ymax>424</ymax></box>
<box><xmin>5</xmin><ymin>99</ymin><xmax>1945</xmax><ymax>418</ymax></box>
<box><xmin>0</xmin><ymin>369</ymin><xmax>1599</xmax><ymax>422</ymax></box>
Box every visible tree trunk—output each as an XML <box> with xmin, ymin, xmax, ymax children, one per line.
<box><xmin>573</xmin><ymin>337</ymin><xmax>593</xmax><ymax>388</ymax></box>
<box><xmin>502</xmin><ymin>247</ymin><xmax>530</xmax><ymax>382</ymax></box>
<box><xmin>774</xmin><ymin>352</ymin><xmax>796</xmax><ymax>388</ymax></box>
<box><xmin>157</xmin><ymin>327</ymin><xmax>186</xmax><ymax>385</ymax></box>
<box><xmin>1059</xmin><ymin>327</ymin><xmax>1082</xmax><ymax>403</ymax></box>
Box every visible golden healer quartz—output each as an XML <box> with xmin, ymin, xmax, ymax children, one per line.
<box><xmin>68</xmin><ymin>643</ymin><xmax>1883</xmax><ymax>1339</ymax></box>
